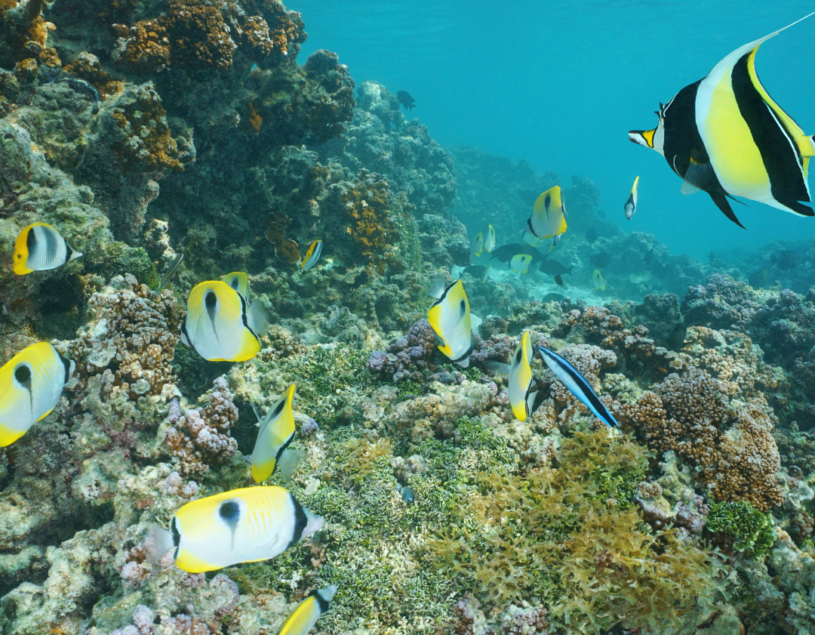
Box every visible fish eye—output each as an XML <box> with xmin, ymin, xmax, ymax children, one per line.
<box><xmin>14</xmin><ymin>365</ymin><xmax>31</xmax><ymax>384</ymax></box>
<box><xmin>219</xmin><ymin>501</ymin><xmax>240</xmax><ymax>523</ymax></box>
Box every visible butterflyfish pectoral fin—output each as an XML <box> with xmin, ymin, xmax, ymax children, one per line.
<box><xmin>709</xmin><ymin>191</ymin><xmax>746</xmax><ymax>229</ymax></box>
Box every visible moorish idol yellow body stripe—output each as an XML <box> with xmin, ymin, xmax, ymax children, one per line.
<box><xmin>13</xmin><ymin>223</ymin><xmax>82</xmax><ymax>275</ymax></box>
<box><xmin>151</xmin><ymin>486</ymin><xmax>323</xmax><ymax>573</ymax></box>
<box><xmin>0</xmin><ymin>342</ymin><xmax>75</xmax><ymax>447</ymax></box>
<box><xmin>251</xmin><ymin>384</ymin><xmax>297</xmax><ymax>483</ymax></box>
<box><xmin>181</xmin><ymin>281</ymin><xmax>268</xmax><ymax>362</ymax></box>
<box><xmin>630</xmin><ymin>13</ymin><xmax>815</xmax><ymax>228</ymax></box>
<box><xmin>277</xmin><ymin>585</ymin><xmax>337</xmax><ymax>635</ymax></box>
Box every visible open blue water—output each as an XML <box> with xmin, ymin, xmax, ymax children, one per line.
<box><xmin>292</xmin><ymin>0</ymin><xmax>815</xmax><ymax>260</ymax></box>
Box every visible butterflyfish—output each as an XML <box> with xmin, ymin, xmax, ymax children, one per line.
<box><xmin>13</xmin><ymin>223</ymin><xmax>82</xmax><ymax>275</ymax></box>
<box><xmin>593</xmin><ymin>269</ymin><xmax>606</xmax><ymax>291</ymax></box>
<box><xmin>508</xmin><ymin>331</ymin><xmax>540</xmax><ymax>421</ymax></box>
<box><xmin>277</xmin><ymin>585</ymin><xmax>338</xmax><ymax>635</ymax></box>
<box><xmin>251</xmin><ymin>384</ymin><xmax>297</xmax><ymax>483</ymax></box>
<box><xmin>629</xmin><ymin>13</ymin><xmax>815</xmax><ymax>227</ymax></box>
<box><xmin>0</xmin><ymin>342</ymin><xmax>75</xmax><ymax>447</ymax></box>
<box><xmin>510</xmin><ymin>254</ymin><xmax>532</xmax><ymax>274</ymax></box>
<box><xmin>181</xmin><ymin>281</ymin><xmax>269</xmax><ymax>362</ymax></box>
<box><xmin>484</xmin><ymin>225</ymin><xmax>496</xmax><ymax>253</ymax></box>
<box><xmin>527</xmin><ymin>186</ymin><xmax>567</xmax><ymax>243</ymax></box>
<box><xmin>538</xmin><ymin>346</ymin><xmax>618</xmax><ymax>428</ymax></box>
<box><xmin>301</xmin><ymin>241</ymin><xmax>322</xmax><ymax>271</ymax></box>
<box><xmin>221</xmin><ymin>272</ymin><xmax>249</xmax><ymax>299</ymax></box>
<box><xmin>473</xmin><ymin>232</ymin><xmax>484</xmax><ymax>257</ymax></box>
<box><xmin>148</xmin><ymin>486</ymin><xmax>324</xmax><ymax>573</ymax></box>
<box><xmin>427</xmin><ymin>279</ymin><xmax>481</xmax><ymax>368</ymax></box>
<box><xmin>624</xmin><ymin>177</ymin><xmax>639</xmax><ymax>220</ymax></box>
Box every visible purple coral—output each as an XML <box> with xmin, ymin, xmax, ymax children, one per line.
<box><xmin>367</xmin><ymin>318</ymin><xmax>437</xmax><ymax>382</ymax></box>
<box><xmin>470</xmin><ymin>333</ymin><xmax>514</xmax><ymax>367</ymax></box>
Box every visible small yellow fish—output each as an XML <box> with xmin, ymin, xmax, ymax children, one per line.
<box><xmin>484</xmin><ymin>225</ymin><xmax>496</xmax><ymax>252</ymax></box>
<box><xmin>528</xmin><ymin>186</ymin><xmax>567</xmax><ymax>243</ymax></box>
<box><xmin>0</xmin><ymin>342</ymin><xmax>75</xmax><ymax>447</ymax></box>
<box><xmin>472</xmin><ymin>232</ymin><xmax>484</xmax><ymax>257</ymax></box>
<box><xmin>277</xmin><ymin>585</ymin><xmax>338</xmax><ymax>635</ymax></box>
<box><xmin>220</xmin><ymin>272</ymin><xmax>249</xmax><ymax>299</ymax></box>
<box><xmin>251</xmin><ymin>385</ymin><xmax>296</xmax><ymax>483</ymax></box>
<box><xmin>149</xmin><ymin>486</ymin><xmax>323</xmax><ymax>573</ymax></box>
<box><xmin>301</xmin><ymin>240</ymin><xmax>322</xmax><ymax>271</ymax></box>
<box><xmin>508</xmin><ymin>331</ymin><xmax>538</xmax><ymax>421</ymax></box>
<box><xmin>13</xmin><ymin>223</ymin><xmax>82</xmax><ymax>275</ymax></box>
<box><xmin>593</xmin><ymin>269</ymin><xmax>606</xmax><ymax>291</ymax></box>
<box><xmin>624</xmin><ymin>176</ymin><xmax>639</xmax><ymax>220</ymax></box>
<box><xmin>510</xmin><ymin>254</ymin><xmax>532</xmax><ymax>274</ymax></box>
<box><xmin>428</xmin><ymin>279</ymin><xmax>480</xmax><ymax>368</ymax></box>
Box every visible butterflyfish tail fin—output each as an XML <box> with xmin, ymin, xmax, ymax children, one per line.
<box><xmin>484</xmin><ymin>360</ymin><xmax>510</xmax><ymax>376</ymax></box>
<box><xmin>470</xmin><ymin>314</ymin><xmax>482</xmax><ymax>331</ymax></box>
<box><xmin>247</xmin><ymin>301</ymin><xmax>270</xmax><ymax>336</ymax></box>
<box><xmin>278</xmin><ymin>448</ymin><xmax>307</xmax><ymax>486</ymax></box>
<box><xmin>144</xmin><ymin>525</ymin><xmax>174</xmax><ymax>564</ymax></box>
<box><xmin>68</xmin><ymin>250</ymin><xmax>83</xmax><ymax>263</ymax></box>
<box><xmin>709</xmin><ymin>191</ymin><xmax>746</xmax><ymax>229</ymax></box>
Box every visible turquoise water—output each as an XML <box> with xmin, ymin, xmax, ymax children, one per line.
<box><xmin>293</xmin><ymin>0</ymin><xmax>815</xmax><ymax>259</ymax></box>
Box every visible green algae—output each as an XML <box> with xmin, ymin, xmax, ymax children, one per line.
<box><xmin>706</xmin><ymin>500</ymin><xmax>777</xmax><ymax>558</ymax></box>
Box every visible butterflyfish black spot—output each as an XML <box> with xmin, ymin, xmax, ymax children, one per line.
<box><xmin>219</xmin><ymin>501</ymin><xmax>240</xmax><ymax>524</ymax></box>
<box><xmin>26</xmin><ymin>228</ymin><xmax>37</xmax><ymax>251</ymax></box>
<box><xmin>544</xmin><ymin>194</ymin><xmax>551</xmax><ymax>210</ymax></box>
<box><xmin>14</xmin><ymin>365</ymin><xmax>31</xmax><ymax>385</ymax></box>
<box><xmin>205</xmin><ymin>292</ymin><xmax>217</xmax><ymax>309</ymax></box>
<box><xmin>170</xmin><ymin>516</ymin><xmax>181</xmax><ymax>547</ymax></box>
<box><xmin>459</xmin><ymin>299</ymin><xmax>466</xmax><ymax>318</ymax></box>
<box><xmin>271</xmin><ymin>397</ymin><xmax>286</xmax><ymax>419</ymax></box>
<box><xmin>515</xmin><ymin>349</ymin><xmax>523</xmax><ymax>364</ymax></box>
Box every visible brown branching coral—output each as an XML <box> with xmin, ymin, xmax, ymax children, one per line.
<box><xmin>163</xmin><ymin>378</ymin><xmax>239</xmax><ymax>477</ymax></box>
<box><xmin>331</xmin><ymin>170</ymin><xmax>400</xmax><ymax>273</ymax></box>
<box><xmin>109</xmin><ymin>83</ymin><xmax>183</xmax><ymax>172</ymax></box>
<box><xmin>62</xmin><ymin>274</ymin><xmax>183</xmax><ymax>429</ymax></box>
<box><xmin>617</xmin><ymin>367</ymin><xmax>783</xmax><ymax>511</ymax></box>
<box><xmin>0</xmin><ymin>0</ymin><xmax>60</xmax><ymax>68</ymax></box>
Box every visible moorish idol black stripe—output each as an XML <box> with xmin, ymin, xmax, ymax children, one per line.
<box><xmin>538</xmin><ymin>346</ymin><xmax>618</xmax><ymax>428</ymax></box>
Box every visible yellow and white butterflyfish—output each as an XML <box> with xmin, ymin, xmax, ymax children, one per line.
<box><xmin>624</xmin><ymin>176</ymin><xmax>640</xmax><ymax>220</ymax></box>
<box><xmin>251</xmin><ymin>384</ymin><xmax>296</xmax><ymax>483</ymax></box>
<box><xmin>181</xmin><ymin>281</ymin><xmax>269</xmax><ymax>362</ymax></box>
<box><xmin>148</xmin><ymin>486</ymin><xmax>324</xmax><ymax>574</ymax></box>
<box><xmin>629</xmin><ymin>12</ymin><xmax>815</xmax><ymax>228</ymax></box>
<box><xmin>484</xmin><ymin>225</ymin><xmax>496</xmax><ymax>253</ymax></box>
<box><xmin>528</xmin><ymin>186</ymin><xmax>568</xmax><ymax>242</ymax></box>
<box><xmin>0</xmin><ymin>342</ymin><xmax>75</xmax><ymax>447</ymax></box>
<box><xmin>510</xmin><ymin>254</ymin><xmax>532</xmax><ymax>274</ymax></box>
<box><xmin>508</xmin><ymin>331</ymin><xmax>539</xmax><ymax>421</ymax></box>
<box><xmin>427</xmin><ymin>279</ymin><xmax>481</xmax><ymax>368</ymax></box>
<box><xmin>13</xmin><ymin>223</ymin><xmax>83</xmax><ymax>275</ymax></box>
<box><xmin>220</xmin><ymin>272</ymin><xmax>249</xmax><ymax>299</ymax></box>
<box><xmin>277</xmin><ymin>585</ymin><xmax>338</xmax><ymax>635</ymax></box>
<box><xmin>301</xmin><ymin>240</ymin><xmax>322</xmax><ymax>271</ymax></box>
<box><xmin>472</xmin><ymin>232</ymin><xmax>484</xmax><ymax>257</ymax></box>
<box><xmin>593</xmin><ymin>269</ymin><xmax>606</xmax><ymax>291</ymax></box>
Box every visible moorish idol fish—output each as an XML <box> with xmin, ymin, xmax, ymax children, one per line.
<box><xmin>0</xmin><ymin>342</ymin><xmax>75</xmax><ymax>447</ymax></box>
<box><xmin>624</xmin><ymin>176</ymin><xmax>639</xmax><ymax>220</ymax></box>
<box><xmin>277</xmin><ymin>585</ymin><xmax>338</xmax><ymax>635</ymax></box>
<box><xmin>509</xmin><ymin>331</ymin><xmax>540</xmax><ymax>421</ymax></box>
<box><xmin>148</xmin><ymin>486</ymin><xmax>324</xmax><ymax>573</ymax></box>
<box><xmin>13</xmin><ymin>223</ymin><xmax>82</xmax><ymax>275</ymax></box>
<box><xmin>220</xmin><ymin>272</ymin><xmax>249</xmax><ymax>299</ymax></box>
<box><xmin>538</xmin><ymin>346</ymin><xmax>618</xmax><ymax>428</ymax></box>
<box><xmin>251</xmin><ymin>384</ymin><xmax>298</xmax><ymax>483</ymax></box>
<box><xmin>301</xmin><ymin>240</ymin><xmax>322</xmax><ymax>271</ymax></box>
<box><xmin>472</xmin><ymin>232</ymin><xmax>484</xmax><ymax>257</ymax></box>
<box><xmin>484</xmin><ymin>225</ymin><xmax>496</xmax><ymax>253</ymax></box>
<box><xmin>527</xmin><ymin>186</ymin><xmax>567</xmax><ymax>247</ymax></box>
<box><xmin>427</xmin><ymin>278</ymin><xmax>481</xmax><ymax>368</ymax></box>
<box><xmin>181</xmin><ymin>281</ymin><xmax>269</xmax><ymax>362</ymax></box>
<box><xmin>629</xmin><ymin>13</ymin><xmax>815</xmax><ymax>228</ymax></box>
<box><xmin>510</xmin><ymin>254</ymin><xmax>532</xmax><ymax>274</ymax></box>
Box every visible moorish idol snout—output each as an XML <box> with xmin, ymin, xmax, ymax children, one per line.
<box><xmin>629</xmin><ymin>12</ymin><xmax>815</xmax><ymax>228</ymax></box>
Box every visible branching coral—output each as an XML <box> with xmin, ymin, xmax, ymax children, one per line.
<box><xmin>163</xmin><ymin>378</ymin><xmax>239</xmax><ymax>477</ymax></box>
<box><xmin>617</xmin><ymin>367</ymin><xmax>783</xmax><ymax>511</ymax></box>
